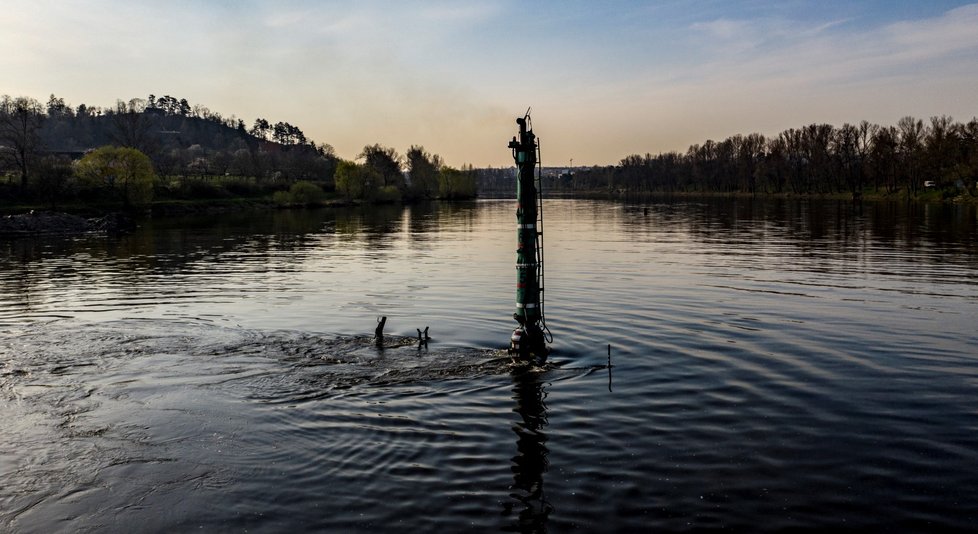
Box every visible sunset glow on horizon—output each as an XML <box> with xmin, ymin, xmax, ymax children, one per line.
<box><xmin>3</xmin><ymin>0</ymin><xmax>977</xmax><ymax>168</ymax></box>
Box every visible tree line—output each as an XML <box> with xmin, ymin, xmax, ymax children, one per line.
<box><xmin>1</xmin><ymin>93</ymin><xmax>477</xmax><ymax>209</ymax></box>
<box><xmin>560</xmin><ymin>116</ymin><xmax>978</xmax><ymax>199</ymax></box>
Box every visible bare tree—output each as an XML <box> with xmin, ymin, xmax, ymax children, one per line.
<box><xmin>897</xmin><ymin>116</ymin><xmax>927</xmax><ymax>195</ymax></box>
<box><xmin>110</xmin><ymin>98</ymin><xmax>158</xmax><ymax>153</ymax></box>
<box><xmin>925</xmin><ymin>115</ymin><xmax>955</xmax><ymax>186</ymax></box>
<box><xmin>870</xmin><ymin>126</ymin><xmax>900</xmax><ymax>193</ymax></box>
<box><xmin>779</xmin><ymin>129</ymin><xmax>805</xmax><ymax>194</ymax></box>
<box><xmin>0</xmin><ymin>95</ymin><xmax>45</xmax><ymax>189</ymax></box>
<box><xmin>801</xmin><ymin>124</ymin><xmax>834</xmax><ymax>194</ymax></box>
<box><xmin>856</xmin><ymin>121</ymin><xmax>879</xmax><ymax>191</ymax></box>
<box><xmin>736</xmin><ymin>133</ymin><xmax>765</xmax><ymax>194</ymax></box>
<box><xmin>833</xmin><ymin>124</ymin><xmax>860</xmax><ymax>195</ymax></box>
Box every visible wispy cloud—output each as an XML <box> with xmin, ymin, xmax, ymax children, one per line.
<box><xmin>668</xmin><ymin>4</ymin><xmax>978</xmax><ymax>88</ymax></box>
<box><xmin>2</xmin><ymin>0</ymin><xmax>976</xmax><ymax>165</ymax></box>
<box><xmin>417</xmin><ymin>3</ymin><xmax>502</xmax><ymax>23</ymax></box>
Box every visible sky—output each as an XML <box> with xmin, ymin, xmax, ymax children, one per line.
<box><xmin>3</xmin><ymin>0</ymin><xmax>978</xmax><ymax>168</ymax></box>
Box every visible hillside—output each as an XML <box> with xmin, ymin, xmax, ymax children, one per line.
<box><xmin>36</xmin><ymin>95</ymin><xmax>335</xmax><ymax>182</ymax></box>
<box><xmin>2</xmin><ymin>94</ymin><xmax>477</xmax><ymax>210</ymax></box>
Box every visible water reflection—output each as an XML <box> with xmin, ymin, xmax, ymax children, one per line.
<box><xmin>333</xmin><ymin>204</ymin><xmax>404</xmax><ymax>247</ymax></box>
<box><xmin>0</xmin><ymin>239</ymin><xmax>38</xmax><ymax>319</ymax></box>
<box><xmin>503</xmin><ymin>369</ymin><xmax>552</xmax><ymax>533</ymax></box>
<box><xmin>2</xmin><ymin>198</ymin><xmax>977</xmax><ymax>530</ymax></box>
<box><xmin>614</xmin><ymin>198</ymin><xmax>978</xmax><ymax>261</ymax></box>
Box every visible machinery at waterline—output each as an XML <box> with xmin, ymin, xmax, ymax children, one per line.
<box><xmin>508</xmin><ymin>111</ymin><xmax>551</xmax><ymax>361</ymax></box>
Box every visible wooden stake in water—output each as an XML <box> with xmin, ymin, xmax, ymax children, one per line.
<box><xmin>375</xmin><ymin>316</ymin><xmax>387</xmax><ymax>344</ymax></box>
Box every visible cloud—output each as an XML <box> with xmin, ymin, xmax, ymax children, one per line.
<box><xmin>417</xmin><ymin>3</ymin><xmax>502</xmax><ymax>23</ymax></box>
<box><xmin>883</xmin><ymin>4</ymin><xmax>978</xmax><ymax>61</ymax></box>
<box><xmin>3</xmin><ymin>0</ymin><xmax>977</xmax><ymax>166</ymax></box>
<box><xmin>678</xmin><ymin>3</ymin><xmax>978</xmax><ymax>87</ymax></box>
<box><xmin>690</xmin><ymin>18</ymin><xmax>752</xmax><ymax>40</ymax></box>
<box><xmin>541</xmin><ymin>3</ymin><xmax>978</xmax><ymax>163</ymax></box>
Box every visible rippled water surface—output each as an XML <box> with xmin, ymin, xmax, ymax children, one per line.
<box><xmin>2</xmin><ymin>199</ymin><xmax>977</xmax><ymax>532</ymax></box>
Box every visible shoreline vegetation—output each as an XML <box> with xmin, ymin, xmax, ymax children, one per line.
<box><xmin>480</xmin><ymin>116</ymin><xmax>978</xmax><ymax>206</ymax></box>
<box><xmin>2</xmin><ymin>92</ymin><xmax>977</xmax><ymax>219</ymax></box>
<box><xmin>1</xmin><ymin>93</ymin><xmax>477</xmax><ymax>217</ymax></box>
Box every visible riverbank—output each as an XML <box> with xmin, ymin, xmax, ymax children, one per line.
<box><xmin>2</xmin><ymin>187</ymin><xmax>975</xmax><ymax>235</ymax></box>
<box><xmin>0</xmin><ymin>211</ymin><xmax>135</xmax><ymax>237</ymax></box>
<box><xmin>0</xmin><ymin>190</ymin><xmax>477</xmax><ymax>220</ymax></box>
<box><xmin>0</xmin><ymin>196</ymin><xmax>354</xmax><ymax>220</ymax></box>
<box><xmin>529</xmin><ymin>187</ymin><xmax>978</xmax><ymax>205</ymax></box>
<box><xmin>0</xmin><ymin>196</ymin><xmax>429</xmax><ymax>235</ymax></box>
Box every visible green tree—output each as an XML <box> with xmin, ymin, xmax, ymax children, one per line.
<box><xmin>289</xmin><ymin>181</ymin><xmax>324</xmax><ymax>204</ymax></box>
<box><xmin>406</xmin><ymin>145</ymin><xmax>441</xmax><ymax>200</ymax></box>
<box><xmin>334</xmin><ymin>160</ymin><xmax>379</xmax><ymax>201</ymax></box>
<box><xmin>273</xmin><ymin>180</ymin><xmax>325</xmax><ymax>205</ymax></box>
<box><xmin>438</xmin><ymin>165</ymin><xmax>476</xmax><ymax>199</ymax></box>
<box><xmin>359</xmin><ymin>144</ymin><xmax>404</xmax><ymax>191</ymax></box>
<box><xmin>75</xmin><ymin>146</ymin><xmax>156</xmax><ymax>207</ymax></box>
<box><xmin>46</xmin><ymin>94</ymin><xmax>73</xmax><ymax>119</ymax></box>
<box><xmin>250</xmin><ymin>118</ymin><xmax>270</xmax><ymax>140</ymax></box>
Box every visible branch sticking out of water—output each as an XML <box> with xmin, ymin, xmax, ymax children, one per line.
<box><xmin>375</xmin><ymin>316</ymin><xmax>387</xmax><ymax>344</ymax></box>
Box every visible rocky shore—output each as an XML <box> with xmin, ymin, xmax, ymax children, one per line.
<box><xmin>0</xmin><ymin>211</ymin><xmax>134</xmax><ymax>237</ymax></box>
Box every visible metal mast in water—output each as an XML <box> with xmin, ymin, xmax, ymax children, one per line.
<box><xmin>508</xmin><ymin>110</ymin><xmax>549</xmax><ymax>360</ymax></box>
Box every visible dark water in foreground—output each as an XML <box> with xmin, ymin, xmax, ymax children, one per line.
<box><xmin>2</xmin><ymin>199</ymin><xmax>977</xmax><ymax>532</ymax></box>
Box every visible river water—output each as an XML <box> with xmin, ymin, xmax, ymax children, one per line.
<box><xmin>1</xmin><ymin>199</ymin><xmax>977</xmax><ymax>532</ymax></box>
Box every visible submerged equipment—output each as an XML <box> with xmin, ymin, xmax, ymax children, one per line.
<box><xmin>508</xmin><ymin>110</ymin><xmax>551</xmax><ymax>360</ymax></box>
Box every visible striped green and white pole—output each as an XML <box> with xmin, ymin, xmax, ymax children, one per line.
<box><xmin>508</xmin><ymin>115</ymin><xmax>546</xmax><ymax>358</ymax></box>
